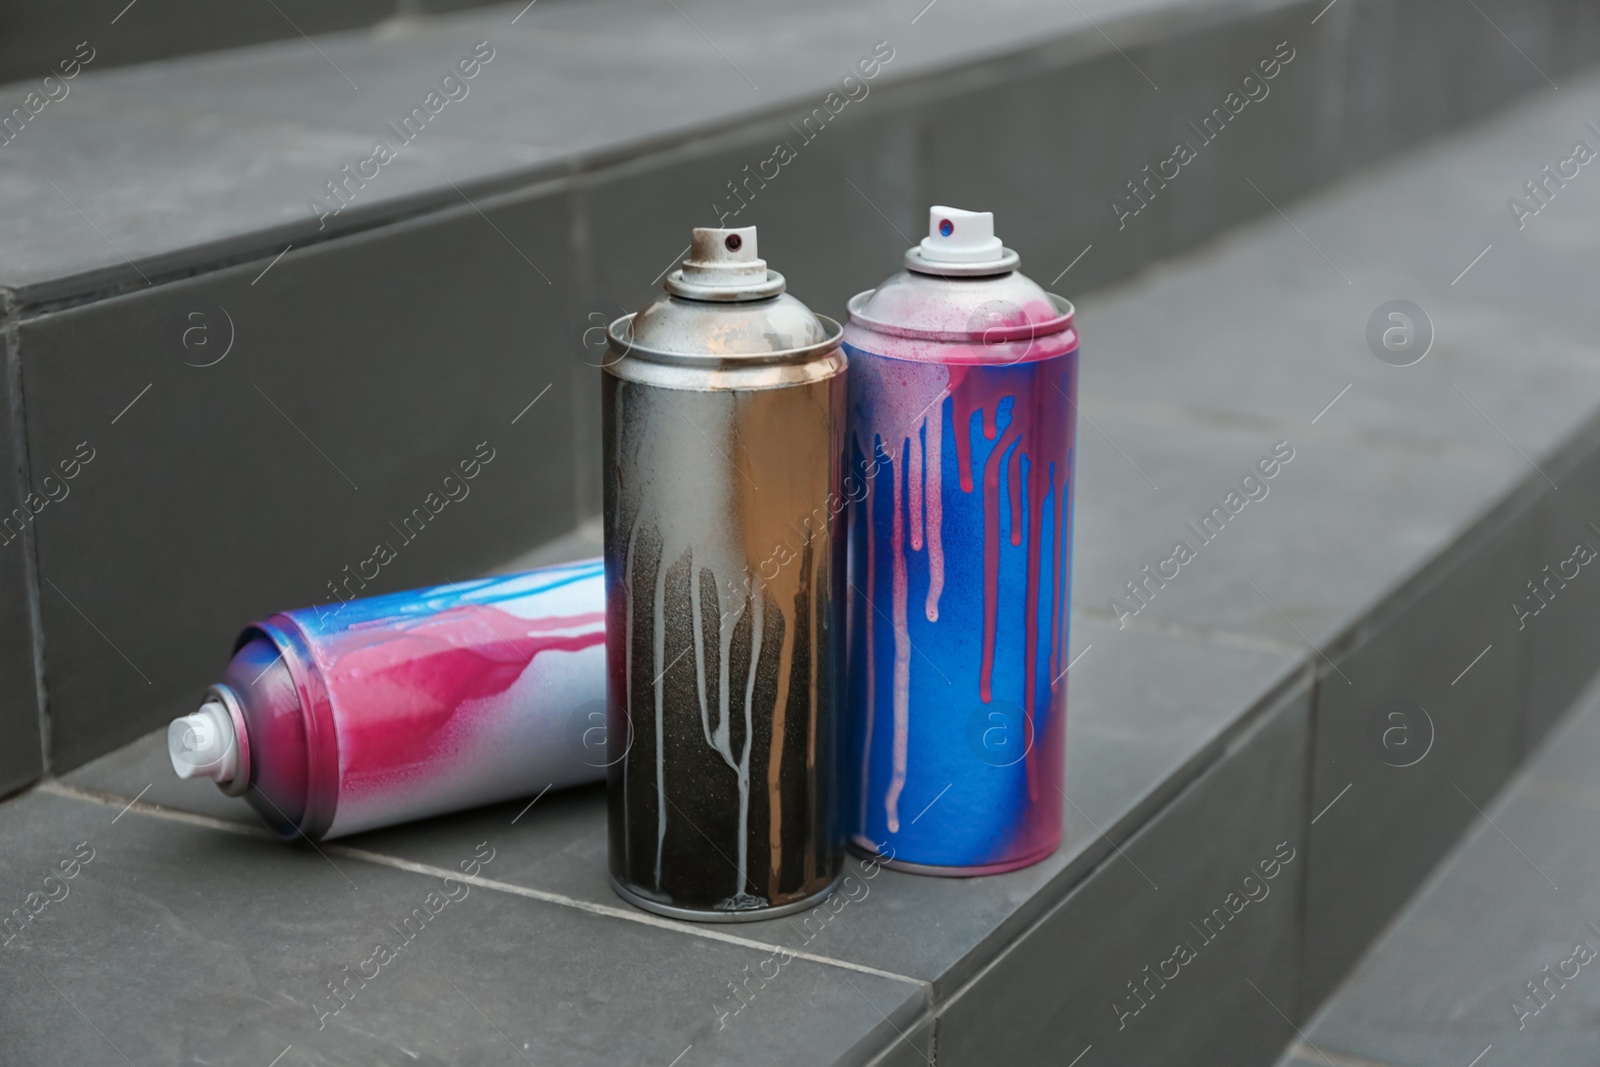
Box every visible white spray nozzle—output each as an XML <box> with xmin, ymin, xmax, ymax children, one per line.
<box><xmin>664</xmin><ymin>226</ymin><xmax>785</xmax><ymax>300</ymax></box>
<box><xmin>919</xmin><ymin>206</ymin><xmax>1005</xmax><ymax>264</ymax></box>
<box><xmin>168</xmin><ymin>700</ymin><xmax>239</xmax><ymax>784</ymax></box>
<box><xmin>680</xmin><ymin>227</ymin><xmax>766</xmax><ymax>283</ymax></box>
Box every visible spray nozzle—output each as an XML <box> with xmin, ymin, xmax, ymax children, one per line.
<box><xmin>679</xmin><ymin>226</ymin><xmax>766</xmax><ymax>283</ymax></box>
<box><xmin>168</xmin><ymin>700</ymin><xmax>239</xmax><ymax>784</ymax></box>
<box><xmin>919</xmin><ymin>206</ymin><xmax>1006</xmax><ymax>264</ymax></box>
<box><xmin>664</xmin><ymin>226</ymin><xmax>785</xmax><ymax>300</ymax></box>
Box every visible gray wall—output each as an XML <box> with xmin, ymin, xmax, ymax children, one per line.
<box><xmin>0</xmin><ymin>0</ymin><xmax>519</xmax><ymax>84</ymax></box>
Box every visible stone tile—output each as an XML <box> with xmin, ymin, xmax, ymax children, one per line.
<box><xmin>841</xmin><ymin>1005</ymin><xmax>935</xmax><ymax>1067</ymax></box>
<box><xmin>911</xmin><ymin>2</ymin><xmax>1346</xmax><ymax>298</ymax></box>
<box><xmin>487</xmin><ymin>514</ymin><xmax>604</xmax><ymax>574</ymax></box>
<box><xmin>62</xmin><ymin>730</ymin><xmax>262</xmax><ymax>829</ymax></box>
<box><xmin>917</xmin><ymin>47</ymin><xmax>1166</xmax><ymax>294</ymax></box>
<box><xmin>65</xmin><ymin>3</ymin><xmax>889</xmax><ymax>161</ymax></box>
<box><xmin>1553</xmin><ymin>0</ymin><xmax>1600</xmax><ymax>76</ymax></box>
<box><xmin>0</xmin><ymin>0</ymin><xmax>1100</xmax><ymax>293</ymax></box>
<box><xmin>1070</xmin><ymin>67</ymin><xmax>1600</xmax><ymax>468</ymax></box>
<box><xmin>0</xmin><ymin>99</ymin><xmax>552</xmax><ymax>302</ymax></box>
<box><xmin>1444</xmin><ymin>0</ymin><xmax>1563</xmax><ymax>124</ymax></box>
<box><xmin>860</xmin><ymin>1017</ymin><xmax>935</xmax><ymax>1067</ymax></box>
<box><xmin>935</xmin><ymin>687</ymin><xmax>1311</xmax><ymax>1067</ymax></box>
<box><xmin>9</xmin><ymin>0</ymin><xmax>1596</xmax><ymax>303</ymax></box>
<box><xmin>1079</xmin><ymin>264</ymin><xmax>1600</xmax><ymax>472</ymax></box>
<box><xmin>1385</xmin><ymin>90</ymin><xmax>1600</xmax><ymax>348</ymax></box>
<box><xmin>0</xmin><ymin>0</ymin><xmax>391</xmax><ymax>84</ymax></box>
<box><xmin>1076</xmin><ymin>232</ymin><xmax>1600</xmax><ymax>476</ymax></box>
<box><xmin>1329</xmin><ymin>0</ymin><xmax>1565</xmax><ymax>172</ymax></box>
<box><xmin>0</xmin><ymin>323</ymin><xmax>43</xmax><ymax>796</ymax></box>
<box><xmin>1520</xmin><ymin>669</ymin><xmax>1600</xmax><ymax>788</ymax></box>
<box><xmin>0</xmin><ymin>787</ymin><xmax>927</xmax><ymax>1067</ymax></box>
<box><xmin>1326</xmin><ymin>0</ymin><xmax>1454</xmax><ymax>173</ymax></box>
<box><xmin>1525</xmin><ymin>429</ymin><xmax>1600</xmax><ymax>743</ymax></box>
<box><xmin>576</xmin><ymin>105</ymin><xmax>914</xmax><ymax>328</ymax></box>
<box><xmin>20</xmin><ymin>186</ymin><xmax>576</xmax><ymax>770</ymax></box>
<box><xmin>1301</xmin><ymin>494</ymin><xmax>1542</xmax><ymax>1009</ymax></box>
<box><xmin>68</xmin><ymin>612</ymin><xmax>1307</xmax><ymax>999</ymax></box>
<box><xmin>1070</xmin><ymin>403</ymin><xmax>1527</xmax><ymax>651</ymax></box>
<box><xmin>1145</xmin><ymin>7</ymin><xmax>1352</xmax><ymax>263</ymax></box>
<box><xmin>1302</xmin><ymin>724</ymin><xmax>1600</xmax><ymax>1064</ymax></box>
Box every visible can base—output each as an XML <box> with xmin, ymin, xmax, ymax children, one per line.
<box><xmin>848</xmin><ymin>835</ymin><xmax>1059</xmax><ymax>877</ymax></box>
<box><xmin>608</xmin><ymin>873</ymin><xmax>844</xmax><ymax>923</ymax></box>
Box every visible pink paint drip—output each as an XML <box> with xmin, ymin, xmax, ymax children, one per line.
<box><xmin>948</xmin><ymin>354</ymin><xmax>1076</xmax><ymax>802</ymax></box>
<box><xmin>317</xmin><ymin>606</ymin><xmax>606</xmax><ymax>797</ymax></box>
<box><xmin>852</xmin><ymin>296</ymin><xmax>1076</xmax><ymax>825</ymax></box>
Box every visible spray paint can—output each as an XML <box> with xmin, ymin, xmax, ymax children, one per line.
<box><xmin>844</xmin><ymin>206</ymin><xmax>1079</xmax><ymax>874</ymax></box>
<box><xmin>603</xmin><ymin>226</ymin><xmax>846</xmax><ymax>921</ymax></box>
<box><xmin>166</xmin><ymin>559</ymin><xmax>607</xmax><ymax>841</ymax></box>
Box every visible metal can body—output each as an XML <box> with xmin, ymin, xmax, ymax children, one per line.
<box><xmin>603</xmin><ymin>230</ymin><xmax>847</xmax><ymax>921</ymax></box>
<box><xmin>843</xmin><ymin>274</ymin><xmax>1079</xmax><ymax>874</ymax></box>
<box><xmin>206</xmin><ymin>560</ymin><xmax>606</xmax><ymax>840</ymax></box>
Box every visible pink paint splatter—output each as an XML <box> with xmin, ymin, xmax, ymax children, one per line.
<box><xmin>317</xmin><ymin>605</ymin><xmax>605</xmax><ymax>796</ymax></box>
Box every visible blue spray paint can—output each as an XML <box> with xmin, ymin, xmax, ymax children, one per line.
<box><xmin>844</xmin><ymin>206</ymin><xmax>1079</xmax><ymax>873</ymax></box>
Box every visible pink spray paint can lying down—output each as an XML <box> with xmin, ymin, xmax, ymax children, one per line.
<box><xmin>166</xmin><ymin>559</ymin><xmax>607</xmax><ymax>841</ymax></box>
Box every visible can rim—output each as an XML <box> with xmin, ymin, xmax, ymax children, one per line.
<box><xmin>606</xmin><ymin>312</ymin><xmax>845</xmax><ymax>368</ymax></box>
<box><xmin>846</xmin><ymin>291</ymin><xmax>1076</xmax><ymax>344</ymax></box>
<box><xmin>608</xmin><ymin>872</ymin><xmax>845</xmax><ymax>922</ymax></box>
<box><xmin>663</xmin><ymin>267</ymin><xmax>787</xmax><ymax>301</ymax></box>
<box><xmin>255</xmin><ymin>616</ymin><xmax>340</xmax><ymax>842</ymax></box>
<box><xmin>204</xmin><ymin>683</ymin><xmax>253</xmax><ymax>798</ymax></box>
<box><xmin>902</xmin><ymin>244</ymin><xmax>1022</xmax><ymax>277</ymax></box>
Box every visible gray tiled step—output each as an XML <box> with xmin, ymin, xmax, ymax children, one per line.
<box><xmin>935</xmin><ymin>688</ymin><xmax>1312</xmax><ymax>1067</ymax></box>
<box><xmin>0</xmin><ymin>789</ymin><xmax>929</xmax><ymax>1067</ymax></box>
<box><xmin>58</xmin><ymin>604</ymin><xmax>1307</xmax><ymax>991</ymax></box>
<box><xmin>1276</xmin><ymin>674</ymin><xmax>1600</xmax><ymax>1067</ymax></box>
<box><xmin>6</xmin><ymin>0</ymin><xmax>1599</xmax><ymax>787</ymax></box>
<box><xmin>2</xmin><ymin>3</ymin><xmax>1600</xmax><ymax>1064</ymax></box>
<box><xmin>16</xmin><ymin>192</ymin><xmax>578</xmax><ymax>772</ymax></box>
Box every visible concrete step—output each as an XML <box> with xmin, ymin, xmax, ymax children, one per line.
<box><xmin>3</xmin><ymin>8</ymin><xmax>1600</xmax><ymax>1062</ymax></box>
<box><xmin>1276</xmin><ymin>674</ymin><xmax>1600</xmax><ymax>1066</ymax></box>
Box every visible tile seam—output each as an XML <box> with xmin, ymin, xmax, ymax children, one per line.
<box><xmin>33</xmin><ymin>778</ymin><xmax>929</xmax><ymax>991</ymax></box>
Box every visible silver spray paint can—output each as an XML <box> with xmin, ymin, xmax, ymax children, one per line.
<box><xmin>603</xmin><ymin>227</ymin><xmax>846</xmax><ymax>921</ymax></box>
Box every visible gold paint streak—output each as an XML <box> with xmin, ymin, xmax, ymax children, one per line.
<box><xmin>808</xmin><ymin>544</ymin><xmax>821</xmax><ymax>881</ymax></box>
<box><xmin>731</xmin><ymin>375</ymin><xmax>841</xmax><ymax>900</ymax></box>
<box><xmin>766</xmin><ymin>609</ymin><xmax>794</xmax><ymax>897</ymax></box>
